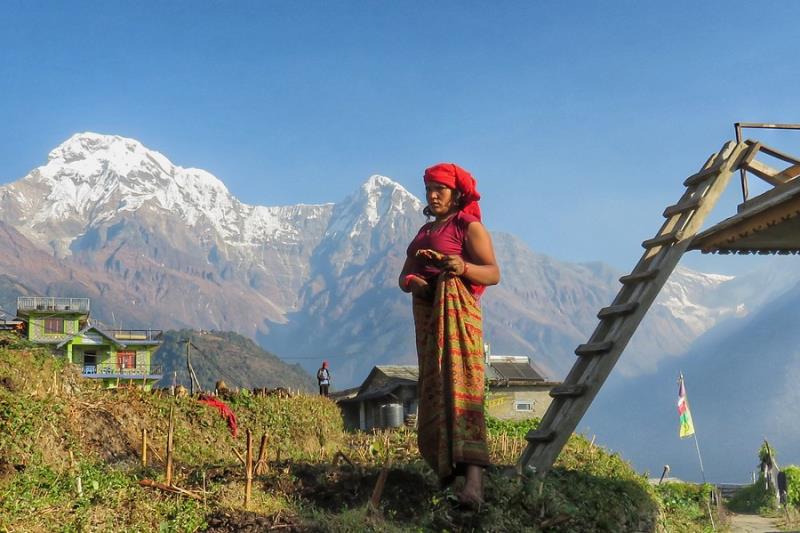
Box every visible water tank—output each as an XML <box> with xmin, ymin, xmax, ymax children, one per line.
<box><xmin>379</xmin><ymin>403</ymin><xmax>404</xmax><ymax>429</ymax></box>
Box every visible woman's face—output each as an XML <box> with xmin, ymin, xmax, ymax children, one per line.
<box><xmin>425</xmin><ymin>183</ymin><xmax>458</xmax><ymax>217</ymax></box>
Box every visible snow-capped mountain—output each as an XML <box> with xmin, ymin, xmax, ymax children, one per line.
<box><xmin>0</xmin><ymin>133</ymin><xmax>767</xmax><ymax>386</ymax></box>
<box><xmin>10</xmin><ymin>132</ymin><xmax>329</xmax><ymax>252</ymax></box>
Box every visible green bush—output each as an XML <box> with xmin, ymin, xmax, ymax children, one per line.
<box><xmin>783</xmin><ymin>465</ymin><xmax>800</xmax><ymax>507</ymax></box>
<box><xmin>727</xmin><ymin>478</ymin><xmax>777</xmax><ymax>513</ymax></box>
<box><xmin>655</xmin><ymin>482</ymin><xmax>712</xmax><ymax>525</ymax></box>
<box><xmin>485</xmin><ymin>415</ymin><xmax>539</xmax><ymax>438</ymax></box>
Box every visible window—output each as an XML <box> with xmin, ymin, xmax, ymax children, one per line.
<box><xmin>117</xmin><ymin>351</ymin><xmax>136</xmax><ymax>369</ymax></box>
<box><xmin>44</xmin><ymin>318</ymin><xmax>64</xmax><ymax>334</ymax></box>
<box><xmin>514</xmin><ymin>400</ymin><xmax>534</xmax><ymax>412</ymax></box>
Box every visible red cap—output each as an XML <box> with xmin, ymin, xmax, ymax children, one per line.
<box><xmin>423</xmin><ymin>163</ymin><xmax>481</xmax><ymax>220</ymax></box>
<box><xmin>322</xmin><ymin>360</ymin><xmax>329</xmax><ymax>368</ymax></box>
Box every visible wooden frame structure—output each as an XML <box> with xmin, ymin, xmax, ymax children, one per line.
<box><xmin>519</xmin><ymin>136</ymin><xmax>800</xmax><ymax>478</ymax></box>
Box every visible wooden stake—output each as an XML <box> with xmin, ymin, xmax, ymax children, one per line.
<box><xmin>148</xmin><ymin>444</ymin><xmax>164</xmax><ymax>464</ymax></box>
<box><xmin>369</xmin><ymin>456</ymin><xmax>392</xmax><ymax>510</ymax></box>
<box><xmin>232</xmin><ymin>446</ymin><xmax>246</xmax><ymax>466</ymax></box>
<box><xmin>202</xmin><ymin>471</ymin><xmax>207</xmax><ymax>507</ymax></box>
<box><xmin>141</xmin><ymin>428</ymin><xmax>148</xmax><ymax>467</ymax></box>
<box><xmin>139</xmin><ymin>479</ymin><xmax>203</xmax><ymax>500</ymax></box>
<box><xmin>69</xmin><ymin>450</ymin><xmax>83</xmax><ymax>497</ymax></box>
<box><xmin>332</xmin><ymin>451</ymin><xmax>354</xmax><ymax>468</ymax></box>
<box><xmin>166</xmin><ymin>406</ymin><xmax>175</xmax><ymax>485</ymax></box>
<box><xmin>245</xmin><ymin>429</ymin><xmax>253</xmax><ymax>509</ymax></box>
<box><xmin>254</xmin><ymin>432</ymin><xmax>269</xmax><ymax>475</ymax></box>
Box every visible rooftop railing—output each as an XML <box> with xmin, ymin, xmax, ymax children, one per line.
<box><xmin>17</xmin><ymin>297</ymin><xmax>91</xmax><ymax>313</ymax></box>
<box><xmin>107</xmin><ymin>330</ymin><xmax>163</xmax><ymax>342</ymax></box>
<box><xmin>82</xmin><ymin>364</ymin><xmax>163</xmax><ymax>378</ymax></box>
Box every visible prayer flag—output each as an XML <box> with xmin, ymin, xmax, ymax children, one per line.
<box><xmin>677</xmin><ymin>373</ymin><xmax>695</xmax><ymax>439</ymax></box>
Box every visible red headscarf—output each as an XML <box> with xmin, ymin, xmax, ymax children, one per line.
<box><xmin>423</xmin><ymin>163</ymin><xmax>482</xmax><ymax>221</ymax></box>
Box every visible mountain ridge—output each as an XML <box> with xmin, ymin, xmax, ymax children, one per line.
<box><xmin>0</xmin><ymin>132</ymin><xmax>768</xmax><ymax>387</ymax></box>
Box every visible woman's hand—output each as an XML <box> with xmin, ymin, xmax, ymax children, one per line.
<box><xmin>440</xmin><ymin>255</ymin><xmax>466</xmax><ymax>276</ymax></box>
<box><xmin>407</xmin><ymin>276</ymin><xmax>434</xmax><ymax>299</ymax></box>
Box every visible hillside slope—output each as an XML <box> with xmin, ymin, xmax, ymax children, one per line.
<box><xmin>154</xmin><ymin>329</ymin><xmax>316</xmax><ymax>392</ymax></box>
<box><xmin>0</xmin><ymin>331</ymin><xmax>715</xmax><ymax>532</ymax></box>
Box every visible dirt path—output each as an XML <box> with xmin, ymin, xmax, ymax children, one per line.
<box><xmin>727</xmin><ymin>512</ymin><xmax>783</xmax><ymax>532</ymax></box>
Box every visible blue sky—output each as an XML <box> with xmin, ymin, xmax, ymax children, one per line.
<box><xmin>2</xmin><ymin>1</ymin><xmax>799</xmax><ymax>273</ymax></box>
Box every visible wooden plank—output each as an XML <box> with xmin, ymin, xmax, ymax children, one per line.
<box><xmin>663</xmin><ymin>197</ymin><xmax>703</xmax><ymax>218</ymax></box>
<box><xmin>739</xmin><ymin>140</ymin><xmax>762</xmax><ymax>169</ymax></box>
<box><xmin>745</xmin><ymin>158</ymin><xmax>792</xmax><ymax>187</ymax></box>
<box><xmin>575</xmin><ymin>341</ymin><xmax>613</xmax><ymax>356</ymax></box>
<box><xmin>525</xmin><ymin>428</ymin><xmax>556</xmax><ymax>443</ymax></box>
<box><xmin>619</xmin><ymin>269</ymin><xmax>659</xmax><ymax>285</ymax></box>
<box><xmin>684</xmin><ymin>163</ymin><xmax>722</xmax><ymax>186</ymax></box>
<box><xmin>549</xmin><ymin>384</ymin><xmax>587</xmax><ymax>398</ymax></box>
<box><xmin>642</xmin><ymin>231</ymin><xmax>683</xmax><ymax>249</ymax></box>
<box><xmin>597</xmin><ymin>302</ymin><xmax>639</xmax><ymax>319</ymax></box>
<box><xmin>774</xmin><ymin>163</ymin><xmax>800</xmax><ymax>182</ymax></box>
<box><xmin>759</xmin><ymin>143</ymin><xmax>800</xmax><ymax>165</ymax></box>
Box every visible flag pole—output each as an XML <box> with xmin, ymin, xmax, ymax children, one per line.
<box><xmin>679</xmin><ymin>372</ymin><xmax>707</xmax><ymax>483</ymax></box>
<box><xmin>692</xmin><ymin>430</ymin><xmax>706</xmax><ymax>483</ymax></box>
<box><xmin>680</xmin><ymin>372</ymin><xmax>714</xmax><ymax>531</ymax></box>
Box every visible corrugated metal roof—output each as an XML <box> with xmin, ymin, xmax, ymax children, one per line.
<box><xmin>491</xmin><ymin>362</ymin><xmax>545</xmax><ymax>381</ymax></box>
<box><xmin>374</xmin><ymin>365</ymin><xmax>419</xmax><ymax>381</ymax></box>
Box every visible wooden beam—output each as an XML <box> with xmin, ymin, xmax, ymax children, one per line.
<box><xmin>692</xmin><ymin>196</ymin><xmax>800</xmax><ymax>252</ymax></box>
<box><xmin>574</xmin><ymin>341</ymin><xmax>613</xmax><ymax>356</ymax></box>
<box><xmin>597</xmin><ymin>302</ymin><xmax>639</xmax><ymax>319</ymax></box>
<box><xmin>525</xmin><ymin>428</ymin><xmax>556</xmax><ymax>443</ymax></box>
<box><xmin>642</xmin><ymin>231</ymin><xmax>683</xmax><ymax>249</ymax></box>
<box><xmin>746</xmin><ymin>159</ymin><xmax>788</xmax><ymax>186</ymax></box>
<box><xmin>663</xmin><ymin>197</ymin><xmax>703</xmax><ymax>218</ymax></box>
<box><xmin>549</xmin><ymin>384</ymin><xmax>587</xmax><ymax>398</ymax></box>
<box><xmin>774</xmin><ymin>163</ymin><xmax>800</xmax><ymax>183</ymax></box>
<box><xmin>759</xmin><ymin>143</ymin><xmax>800</xmax><ymax>165</ymax></box>
<box><xmin>619</xmin><ymin>269</ymin><xmax>659</xmax><ymax>285</ymax></box>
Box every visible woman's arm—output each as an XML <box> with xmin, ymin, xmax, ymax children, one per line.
<box><xmin>399</xmin><ymin>256</ymin><xmax>432</xmax><ymax>296</ymax></box>
<box><xmin>440</xmin><ymin>221</ymin><xmax>500</xmax><ymax>286</ymax></box>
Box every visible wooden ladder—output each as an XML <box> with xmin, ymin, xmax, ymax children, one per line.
<box><xmin>518</xmin><ymin>140</ymin><xmax>755</xmax><ymax>477</ymax></box>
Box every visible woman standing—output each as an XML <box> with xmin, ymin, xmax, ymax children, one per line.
<box><xmin>399</xmin><ymin>163</ymin><xmax>500</xmax><ymax>506</ymax></box>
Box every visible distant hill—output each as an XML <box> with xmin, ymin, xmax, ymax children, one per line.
<box><xmin>154</xmin><ymin>329</ymin><xmax>315</xmax><ymax>392</ymax></box>
<box><xmin>583</xmin><ymin>278</ymin><xmax>800</xmax><ymax>483</ymax></box>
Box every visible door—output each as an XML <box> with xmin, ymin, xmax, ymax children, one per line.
<box><xmin>117</xmin><ymin>351</ymin><xmax>136</xmax><ymax>371</ymax></box>
<box><xmin>83</xmin><ymin>351</ymin><xmax>97</xmax><ymax>374</ymax></box>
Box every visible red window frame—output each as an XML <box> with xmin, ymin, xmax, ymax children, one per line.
<box><xmin>117</xmin><ymin>351</ymin><xmax>136</xmax><ymax>370</ymax></box>
<box><xmin>44</xmin><ymin>318</ymin><xmax>64</xmax><ymax>334</ymax></box>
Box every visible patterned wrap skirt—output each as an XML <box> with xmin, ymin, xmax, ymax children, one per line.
<box><xmin>412</xmin><ymin>274</ymin><xmax>489</xmax><ymax>484</ymax></box>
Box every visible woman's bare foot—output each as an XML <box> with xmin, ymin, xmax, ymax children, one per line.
<box><xmin>458</xmin><ymin>465</ymin><xmax>484</xmax><ymax>508</ymax></box>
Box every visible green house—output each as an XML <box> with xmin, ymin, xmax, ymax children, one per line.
<box><xmin>16</xmin><ymin>297</ymin><xmax>163</xmax><ymax>390</ymax></box>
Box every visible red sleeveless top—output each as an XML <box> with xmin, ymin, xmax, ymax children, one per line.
<box><xmin>406</xmin><ymin>211</ymin><xmax>485</xmax><ymax>297</ymax></box>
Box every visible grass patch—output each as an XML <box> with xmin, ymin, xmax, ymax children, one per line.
<box><xmin>0</xmin><ymin>332</ymin><xmax>717</xmax><ymax>531</ymax></box>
